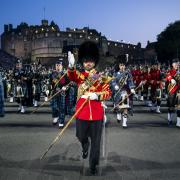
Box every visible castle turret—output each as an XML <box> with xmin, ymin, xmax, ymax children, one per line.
<box><xmin>41</xmin><ymin>19</ymin><xmax>48</xmax><ymax>26</ymax></box>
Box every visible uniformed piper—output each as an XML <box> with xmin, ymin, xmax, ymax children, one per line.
<box><xmin>32</xmin><ymin>63</ymin><xmax>42</xmax><ymax>107</ymax></box>
<box><xmin>110</xmin><ymin>55</ymin><xmax>135</xmax><ymax>128</ymax></box>
<box><xmin>50</xmin><ymin>59</ymin><xmax>72</xmax><ymax>128</ymax></box>
<box><xmin>166</xmin><ymin>58</ymin><xmax>180</xmax><ymax>127</ymax></box>
<box><xmin>149</xmin><ymin>61</ymin><xmax>163</xmax><ymax>113</ymax></box>
<box><xmin>14</xmin><ymin>60</ymin><xmax>28</xmax><ymax>113</ymax></box>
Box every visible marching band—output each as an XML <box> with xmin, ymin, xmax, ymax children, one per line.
<box><xmin>0</xmin><ymin>41</ymin><xmax>179</xmax><ymax>175</ymax></box>
<box><xmin>0</xmin><ymin>49</ymin><xmax>179</xmax><ymax>127</ymax></box>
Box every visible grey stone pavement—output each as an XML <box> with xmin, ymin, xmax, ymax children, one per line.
<box><xmin>0</xmin><ymin>100</ymin><xmax>180</xmax><ymax>180</ymax></box>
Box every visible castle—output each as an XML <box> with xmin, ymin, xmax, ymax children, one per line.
<box><xmin>1</xmin><ymin>20</ymin><xmax>146</xmax><ymax>66</ymax></box>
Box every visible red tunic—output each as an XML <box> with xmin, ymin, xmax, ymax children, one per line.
<box><xmin>149</xmin><ymin>69</ymin><xmax>162</xmax><ymax>91</ymax></box>
<box><xmin>131</xmin><ymin>69</ymin><xmax>142</xmax><ymax>87</ymax></box>
<box><xmin>142</xmin><ymin>71</ymin><xmax>151</xmax><ymax>88</ymax></box>
<box><xmin>68</xmin><ymin>68</ymin><xmax>112</xmax><ymax>121</ymax></box>
<box><xmin>166</xmin><ymin>69</ymin><xmax>179</xmax><ymax>95</ymax></box>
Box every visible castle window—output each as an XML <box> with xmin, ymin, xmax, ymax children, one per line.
<box><xmin>68</xmin><ymin>34</ymin><xmax>72</xmax><ymax>37</ymax></box>
<box><xmin>45</xmin><ymin>33</ymin><xmax>48</xmax><ymax>37</ymax></box>
<box><xmin>95</xmin><ymin>38</ymin><xmax>98</xmax><ymax>41</ymax></box>
<box><xmin>57</xmin><ymin>33</ymin><xmax>60</xmax><ymax>37</ymax></box>
<box><xmin>121</xmin><ymin>44</ymin><xmax>123</xmax><ymax>47</ymax></box>
<box><xmin>90</xmin><ymin>32</ymin><xmax>92</xmax><ymax>35</ymax></box>
<box><xmin>88</xmin><ymin>36</ymin><xmax>90</xmax><ymax>39</ymax></box>
<box><xmin>115</xmin><ymin>43</ymin><xmax>117</xmax><ymax>46</ymax></box>
<box><xmin>108</xmin><ymin>42</ymin><xmax>110</xmax><ymax>45</ymax></box>
<box><xmin>80</xmin><ymin>35</ymin><xmax>83</xmax><ymax>38</ymax></box>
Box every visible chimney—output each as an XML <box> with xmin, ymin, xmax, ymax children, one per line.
<box><xmin>4</xmin><ymin>25</ymin><xmax>8</xmax><ymax>32</ymax></box>
<box><xmin>9</xmin><ymin>24</ymin><xmax>13</xmax><ymax>31</ymax></box>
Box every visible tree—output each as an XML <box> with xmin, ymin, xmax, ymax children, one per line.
<box><xmin>155</xmin><ymin>20</ymin><xmax>180</xmax><ymax>64</ymax></box>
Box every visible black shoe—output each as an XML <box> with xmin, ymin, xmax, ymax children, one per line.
<box><xmin>82</xmin><ymin>141</ymin><xmax>89</xmax><ymax>159</ymax></box>
<box><xmin>117</xmin><ymin>119</ymin><xmax>121</xmax><ymax>123</ymax></box>
<box><xmin>82</xmin><ymin>151</ymin><xmax>88</xmax><ymax>159</ymax></box>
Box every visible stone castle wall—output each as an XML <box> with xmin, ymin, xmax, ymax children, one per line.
<box><xmin>1</xmin><ymin>20</ymin><xmax>143</xmax><ymax>65</ymax></box>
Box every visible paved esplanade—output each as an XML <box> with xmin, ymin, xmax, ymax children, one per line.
<box><xmin>0</xmin><ymin>100</ymin><xmax>180</xmax><ymax>180</ymax></box>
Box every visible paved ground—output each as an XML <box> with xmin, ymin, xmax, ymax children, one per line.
<box><xmin>0</xmin><ymin>100</ymin><xmax>180</xmax><ymax>180</ymax></box>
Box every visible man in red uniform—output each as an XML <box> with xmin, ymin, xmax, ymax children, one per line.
<box><xmin>166</xmin><ymin>58</ymin><xmax>180</xmax><ymax>127</ymax></box>
<box><xmin>141</xmin><ymin>66</ymin><xmax>151</xmax><ymax>106</ymax></box>
<box><xmin>131</xmin><ymin>65</ymin><xmax>142</xmax><ymax>100</ymax></box>
<box><xmin>67</xmin><ymin>41</ymin><xmax>112</xmax><ymax>175</ymax></box>
<box><xmin>149</xmin><ymin>61</ymin><xmax>163</xmax><ymax>113</ymax></box>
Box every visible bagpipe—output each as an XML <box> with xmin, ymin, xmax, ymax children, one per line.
<box><xmin>117</xmin><ymin>72</ymin><xmax>129</xmax><ymax>88</ymax></box>
<box><xmin>113</xmin><ymin>72</ymin><xmax>129</xmax><ymax>99</ymax></box>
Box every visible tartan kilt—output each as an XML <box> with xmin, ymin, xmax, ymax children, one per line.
<box><xmin>66</xmin><ymin>86</ymin><xmax>76</xmax><ymax>115</ymax></box>
<box><xmin>167</xmin><ymin>93</ymin><xmax>176</xmax><ymax>108</ymax></box>
<box><xmin>50</xmin><ymin>93</ymin><xmax>66</xmax><ymax>111</ymax></box>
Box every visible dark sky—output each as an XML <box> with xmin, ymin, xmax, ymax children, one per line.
<box><xmin>0</xmin><ymin>0</ymin><xmax>180</xmax><ymax>47</ymax></box>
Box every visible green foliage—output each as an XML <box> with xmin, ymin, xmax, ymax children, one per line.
<box><xmin>156</xmin><ymin>20</ymin><xmax>180</xmax><ymax>64</ymax></box>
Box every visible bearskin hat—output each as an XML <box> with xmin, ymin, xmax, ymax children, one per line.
<box><xmin>78</xmin><ymin>41</ymin><xmax>99</xmax><ymax>66</ymax></box>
